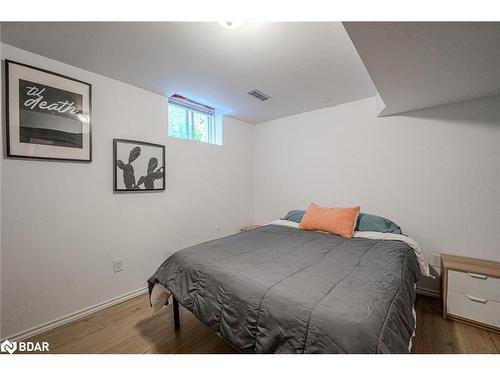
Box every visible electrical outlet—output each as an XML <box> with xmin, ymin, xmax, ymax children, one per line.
<box><xmin>430</xmin><ymin>253</ymin><xmax>441</xmax><ymax>268</ymax></box>
<box><xmin>113</xmin><ymin>258</ymin><xmax>124</xmax><ymax>273</ymax></box>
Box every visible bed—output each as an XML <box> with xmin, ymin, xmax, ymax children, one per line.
<box><xmin>148</xmin><ymin>221</ymin><xmax>428</xmax><ymax>353</ymax></box>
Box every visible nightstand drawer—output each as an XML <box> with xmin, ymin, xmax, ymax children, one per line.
<box><xmin>448</xmin><ymin>270</ymin><xmax>500</xmax><ymax>302</ymax></box>
<box><xmin>447</xmin><ymin>291</ymin><xmax>500</xmax><ymax>328</ymax></box>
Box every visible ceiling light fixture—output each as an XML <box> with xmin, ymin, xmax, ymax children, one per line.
<box><xmin>217</xmin><ymin>22</ymin><xmax>244</xmax><ymax>30</ymax></box>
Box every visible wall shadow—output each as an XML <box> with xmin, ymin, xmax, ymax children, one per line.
<box><xmin>386</xmin><ymin>95</ymin><xmax>500</xmax><ymax>128</ymax></box>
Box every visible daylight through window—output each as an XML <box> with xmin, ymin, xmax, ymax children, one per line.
<box><xmin>168</xmin><ymin>94</ymin><xmax>217</xmax><ymax>144</ymax></box>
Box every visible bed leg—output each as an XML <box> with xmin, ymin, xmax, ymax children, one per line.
<box><xmin>173</xmin><ymin>297</ymin><xmax>180</xmax><ymax>330</ymax></box>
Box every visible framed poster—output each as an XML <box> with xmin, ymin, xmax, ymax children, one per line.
<box><xmin>113</xmin><ymin>139</ymin><xmax>166</xmax><ymax>192</ymax></box>
<box><xmin>5</xmin><ymin>60</ymin><xmax>92</xmax><ymax>161</ymax></box>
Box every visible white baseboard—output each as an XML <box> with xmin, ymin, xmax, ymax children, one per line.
<box><xmin>416</xmin><ymin>286</ymin><xmax>440</xmax><ymax>299</ymax></box>
<box><xmin>3</xmin><ymin>287</ymin><xmax>148</xmax><ymax>342</ymax></box>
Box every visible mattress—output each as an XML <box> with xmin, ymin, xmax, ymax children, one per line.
<box><xmin>148</xmin><ymin>224</ymin><xmax>421</xmax><ymax>353</ymax></box>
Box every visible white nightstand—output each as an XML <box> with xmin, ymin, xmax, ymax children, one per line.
<box><xmin>441</xmin><ymin>254</ymin><xmax>500</xmax><ymax>333</ymax></box>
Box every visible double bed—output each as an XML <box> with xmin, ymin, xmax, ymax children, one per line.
<box><xmin>148</xmin><ymin>220</ymin><xmax>428</xmax><ymax>353</ymax></box>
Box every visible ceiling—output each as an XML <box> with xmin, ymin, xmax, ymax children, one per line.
<box><xmin>343</xmin><ymin>22</ymin><xmax>500</xmax><ymax>116</ymax></box>
<box><xmin>1</xmin><ymin>22</ymin><xmax>376</xmax><ymax>124</ymax></box>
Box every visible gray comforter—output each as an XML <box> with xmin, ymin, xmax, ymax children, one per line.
<box><xmin>148</xmin><ymin>225</ymin><xmax>420</xmax><ymax>353</ymax></box>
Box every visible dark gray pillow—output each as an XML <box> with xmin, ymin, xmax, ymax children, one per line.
<box><xmin>281</xmin><ymin>209</ymin><xmax>305</xmax><ymax>223</ymax></box>
<box><xmin>355</xmin><ymin>213</ymin><xmax>402</xmax><ymax>234</ymax></box>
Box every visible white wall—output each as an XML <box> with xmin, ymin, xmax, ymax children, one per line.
<box><xmin>0</xmin><ymin>29</ymin><xmax>3</xmax><ymax>339</ymax></box>
<box><xmin>254</xmin><ymin>96</ymin><xmax>500</xmax><ymax>290</ymax></box>
<box><xmin>0</xmin><ymin>44</ymin><xmax>254</xmax><ymax>338</ymax></box>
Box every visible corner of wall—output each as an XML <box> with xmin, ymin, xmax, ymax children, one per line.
<box><xmin>375</xmin><ymin>93</ymin><xmax>387</xmax><ymax>116</ymax></box>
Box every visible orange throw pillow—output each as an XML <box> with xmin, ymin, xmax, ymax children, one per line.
<box><xmin>299</xmin><ymin>203</ymin><xmax>360</xmax><ymax>238</ymax></box>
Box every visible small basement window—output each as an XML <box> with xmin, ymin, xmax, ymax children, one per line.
<box><xmin>168</xmin><ymin>94</ymin><xmax>219</xmax><ymax>145</ymax></box>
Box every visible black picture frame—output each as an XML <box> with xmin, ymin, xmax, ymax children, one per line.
<box><xmin>5</xmin><ymin>59</ymin><xmax>92</xmax><ymax>162</ymax></box>
<box><xmin>113</xmin><ymin>139</ymin><xmax>166</xmax><ymax>192</ymax></box>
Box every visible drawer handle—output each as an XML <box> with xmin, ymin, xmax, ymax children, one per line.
<box><xmin>467</xmin><ymin>272</ymin><xmax>487</xmax><ymax>280</ymax></box>
<box><xmin>466</xmin><ymin>294</ymin><xmax>488</xmax><ymax>304</ymax></box>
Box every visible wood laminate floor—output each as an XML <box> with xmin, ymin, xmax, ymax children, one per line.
<box><xmin>30</xmin><ymin>293</ymin><xmax>499</xmax><ymax>354</ymax></box>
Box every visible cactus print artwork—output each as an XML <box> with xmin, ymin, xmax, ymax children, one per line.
<box><xmin>137</xmin><ymin>158</ymin><xmax>165</xmax><ymax>189</ymax></box>
<box><xmin>114</xmin><ymin>139</ymin><xmax>165</xmax><ymax>191</ymax></box>
<box><xmin>116</xmin><ymin>146</ymin><xmax>141</xmax><ymax>189</ymax></box>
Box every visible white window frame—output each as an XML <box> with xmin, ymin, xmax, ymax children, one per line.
<box><xmin>168</xmin><ymin>96</ymin><xmax>216</xmax><ymax>144</ymax></box>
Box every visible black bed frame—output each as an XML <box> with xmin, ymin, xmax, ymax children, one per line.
<box><xmin>173</xmin><ymin>297</ymin><xmax>180</xmax><ymax>330</ymax></box>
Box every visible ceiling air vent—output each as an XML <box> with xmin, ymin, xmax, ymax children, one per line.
<box><xmin>248</xmin><ymin>89</ymin><xmax>271</xmax><ymax>101</ymax></box>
